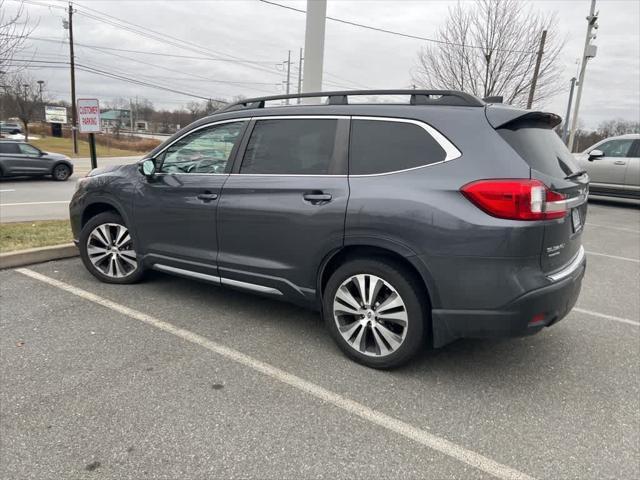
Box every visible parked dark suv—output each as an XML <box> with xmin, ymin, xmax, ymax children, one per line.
<box><xmin>70</xmin><ymin>90</ymin><xmax>588</xmax><ymax>368</ymax></box>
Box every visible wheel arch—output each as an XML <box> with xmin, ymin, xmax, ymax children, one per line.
<box><xmin>317</xmin><ymin>242</ymin><xmax>440</xmax><ymax>312</ymax></box>
<box><xmin>80</xmin><ymin>199</ymin><xmax>128</xmax><ymax>229</ymax></box>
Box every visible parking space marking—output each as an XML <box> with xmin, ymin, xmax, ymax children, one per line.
<box><xmin>0</xmin><ymin>189</ymin><xmax>16</xmax><ymax>193</ymax></box>
<box><xmin>574</xmin><ymin>307</ymin><xmax>640</xmax><ymax>327</ymax></box>
<box><xmin>0</xmin><ymin>200</ymin><xmax>70</xmax><ymax>206</ymax></box>
<box><xmin>586</xmin><ymin>250</ymin><xmax>640</xmax><ymax>263</ymax></box>
<box><xmin>586</xmin><ymin>222</ymin><xmax>640</xmax><ymax>234</ymax></box>
<box><xmin>15</xmin><ymin>267</ymin><xmax>535</xmax><ymax>480</ymax></box>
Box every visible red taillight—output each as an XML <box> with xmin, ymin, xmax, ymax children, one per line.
<box><xmin>461</xmin><ymin>179</ymin><xmax>567</xmax><ymax>221</ymax></box>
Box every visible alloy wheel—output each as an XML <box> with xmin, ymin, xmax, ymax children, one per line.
<box><xmin>333</xmin><ymin>274</ymin><xmax>408</xmax><ymax>357</ymax></box>
<box><xmin>86</xmin><ymin>223</ymin><xmax>138</xmax><ymax>278</ymax></box>
<box><xmin>54</xmin><ymin>165</ymin><xmax>70</xmax><ymax>180</ymax></box>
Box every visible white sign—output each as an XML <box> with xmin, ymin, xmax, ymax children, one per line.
<box><xmin>45</xmin><ymin>106</ymin><xmax>67</xmax><ymax>124</ymax></box>
<box><xmin>77</xmin><ymin>98</ymin><xmax>101</xmax><ymax>133</ymax></box>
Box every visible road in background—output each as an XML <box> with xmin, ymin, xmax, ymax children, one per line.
<box><xmin>0</xmin><ymin>156</ymin><xmax>140</xmax><ymax>222</ymax></box>
<box><xmin>1</xmin><ymin>200</ymin><xmax>638</xmax><ymax>479</ymax></box>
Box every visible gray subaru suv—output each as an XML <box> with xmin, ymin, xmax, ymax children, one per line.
<box><xmin>70</xmin><ymin>90</ymin><xmax>588</xmax><ymax>368</ymax></box>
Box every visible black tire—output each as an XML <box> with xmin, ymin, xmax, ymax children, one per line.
<box><xmin>52</xmin><ymin>163</ymin><xmax>71</xmax><ymax>181</ymax></box>
<box><xmin>79</xmin><ymin>211</ymin><xmax>144</xmax><ymax>284</ymax></box>
<box><xmin>323</xmin><ymin>258</ymin><xmax>428</xmax><ymax>369</ymax></box>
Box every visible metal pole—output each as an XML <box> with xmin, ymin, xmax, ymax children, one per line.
<box><xmin>568</xmin><ymin>0</ymin><xmax>598</xmax><ymax>152</ymax></box>
<box><xmin>68</xmin><ymin>2</ymin><xmax>78</xmax><ymax>154</ymax></box>
<box><xmin>527</xmin><ymin>29</ymin><xmax>547</xmax><ymax>109</ymax></box>
<box><xmin>297</xmin><ymin>48</ymin><xmax>303</xmax><ymax>104</ymax></box>
<box><xmin>285</xmin><ymin>50</ymin><xmax>291</xmax><ymax>104</ymax></box>
<box><xmin>562</xmin><ymin>77</ymin><xmax>577</xmax><ymax>144</ymax></box>
<box><xmin>88</xmin><ymin>132</ymin><xmax>97</xmax><ymax>169</ymax></box>
<box><xmin>302</xmin><ymin>0</ymin><xmax>326</xmax><ymax>96</ymax></box>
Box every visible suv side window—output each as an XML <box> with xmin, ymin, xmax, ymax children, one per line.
<box><xmin>349</xmin><ymin>119</ymin><xmax>446</xmax><ymax>175</ymax></box>
<box><xmin>159</xmin><ymin>121</ymin><xmax>246</xmax><ymax>174</ymax></box>
<box><xmin>0</xmin><ymin>143</ymin><xmax>20</xmax><ymax>154</ymax></box>
<box><xmin>18</xmin><ymin>144</ymin><xmax>40</xmax><ymax>155</ymax></box>
<box><xmin>240</xmin><ymin>118</ymin><xmax>338</xmax><ymax>175</ymax></box>
<box><xmin>596</xmin><ymin>139</ymin><xmax>634</xmax><ymax>158</ymax></box>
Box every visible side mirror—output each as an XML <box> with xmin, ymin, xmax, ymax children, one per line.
<box><xmin>588</xmin><ymin>149</ymin><xmax>604</xmax><ymax>161</ymax></box>
<box><xmin>139</xmin><ymin>158</ymin><xmax>157</xmax><ymax>177</ymax></box>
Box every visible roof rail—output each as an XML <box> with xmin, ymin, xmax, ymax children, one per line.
<box><xmin>220</xmin><ymin>89</ymin><xmax>485</xmax><ymax>112</ymax></box>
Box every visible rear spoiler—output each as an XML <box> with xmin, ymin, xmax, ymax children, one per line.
<box><xmin>485</xmin><ymin>106</ymin><xmax>562</xmax><ymax>129</ymax></box>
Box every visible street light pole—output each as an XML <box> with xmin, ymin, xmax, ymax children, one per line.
<box><xmin>562</xmin><ymin>77</ymin><xmax>577</xmax><ymax>144</ymax></box>
<box><xmin>568</xmin><ymin>0</ymin><xmax>598</xmax><ymax>152</ymax></box>
<box><xmin>302</xmin><ymin>0</ymin><xmax>326</xmax><ymax>96</ymax></box>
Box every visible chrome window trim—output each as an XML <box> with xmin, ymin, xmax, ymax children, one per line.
<box><xmin>348</xmin><ymin>116</ymin><xmax>462</xmax><ymax>178</ymax></box>
<box><xmin>150</xmin><ymin>114</ymin><xmax>462</xmax><ymax>178</ymax></box>
<box><xmin>547</xmin><ymin>246</ymin><xmax>585</xmax><ymax>282</ymax></box>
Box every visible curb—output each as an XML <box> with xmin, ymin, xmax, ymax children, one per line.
<box><xmin>0</xmin><ymin>243</ymin><xmax>79</xmax><ymax>270</ymax></box>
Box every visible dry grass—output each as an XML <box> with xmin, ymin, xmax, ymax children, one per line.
<box><xmin>28</xmin><ymin>123</ymin><xmax>161</xmax><ymax>156</ymax></box>
<box><xmin>0</xmin><ymin>220</ymin><xmax>72</xmax><ymax>253</ymax></box>
<box><xmin>30</xmin><ymin>136</ymin><xmax>143</xmax><ymax>158</ymax></box>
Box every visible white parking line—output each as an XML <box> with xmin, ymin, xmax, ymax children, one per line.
<box><xmin>0</xmin><ymin>189</ymin><xmax>16</xmax><ymax>193</ymax></box>
<box><xmin>586</xmin><ymin>250</ymin><xmax>640</xmax><ymax>263</ymax></box>
<box><xmin>573</xmin><ymin>307</ymin><xmax>640</xmax><ymax>327</ymax></box>
<box><xmin>16</xmin><ymin>267</ymin><xmax>534</xmax><ymax>480</ymax></box>
<box><xmin>586</xmin><ymin>222</ymin><xmax>640</xmax><ymax>234</ymax></box>
<box><xmin>0</xmin><ymin>201</ymin><xmax>70</xmax><ymax>206</ymax></box>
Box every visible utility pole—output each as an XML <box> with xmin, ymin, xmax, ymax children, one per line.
<box><xmin>296</xmin><ymin>47</ymin><xmax>303</xmax><ymax>104</ymax></box>
<box><xmin>527</xmin><ymin>29</ymin><xmax>547</xmax><ymax>109</ymax></box>
<box><xmin>285</xmin><ymin>50</ymin><xmax>291</xmax><ymax>104</ymax></box>
<box><xmin>302</xmin><ymin>0</ymin><xmax>326</xmax><ymax>96</ymax></box>
<box><xmin>65</xmin><ymin>2</ymin><xmax>78</xmax><ymax>154</ymax></box>
<box><xmin>562</xmin><ymin>77</ymin><xmax>577</xmax><ymax>144</ymax></box>
<box><xmin>568</xmin><ymin>0</ymin><xmax>598</xmax><ymax>152</ymax></box>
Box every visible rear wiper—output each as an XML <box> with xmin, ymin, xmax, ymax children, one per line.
<box><xmin>565</xmin><ymin>169</ymin><xmax>587</xmax><ymax>180</ymax></box>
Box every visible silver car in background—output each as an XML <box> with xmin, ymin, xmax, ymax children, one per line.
<box><xmin>575</xmin><ymin>134</ymin><xmax>639</xmax><ymax>199</ymax></box>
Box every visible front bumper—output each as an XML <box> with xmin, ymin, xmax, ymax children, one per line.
<box><xmin>431</xmin><ymin>252</ymin><xmax>586</xmax><ymax>347</ymax></box>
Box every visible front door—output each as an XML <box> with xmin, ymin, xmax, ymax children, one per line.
<box><xmin>217</xmin><ymin>117</ymin><xmax>350</xmax><ymax>302</ymax></box>
<box><xmin>133</xmin><ymin>120</ymin><xmax>248</xmax><ymax>273</ymax></box>
<box><xmin>584</xmin><ymin>138</ymin><xmax>635</xmax><ymax>186</ymax></box>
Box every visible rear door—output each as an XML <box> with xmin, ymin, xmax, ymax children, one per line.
<box><xmin>0</xmin><ymin>142</ymin><xmax>23</xmax><ymax>174</ymax></box>
<box><xmin>217</xmin><ymin>116</ymin><xmax>349</xmax><ymax>302</ymax></box>
<box><xmin>497</xmin><ymin>120</ymin><xmax>588</xmax><ymax>273</ymax></box>
<box><xmin>584</xmin><ymin>138</ymin><xmax>634</xmax><ymax>186</ymax></box>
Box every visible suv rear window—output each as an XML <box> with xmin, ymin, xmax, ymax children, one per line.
<box><xmin>241</xmin><ymin>118</ymin><xmax>338</xmax><ymax>175</ymax></box>
<box><xmin>349</xmin><ymin>119</ymin><xmax>446</xmax><ymax>175</ymax></box>
<box><xmin>498</xmin><ymin>123</ymin><xmax>580</xmax><ymax>178</ymax></box>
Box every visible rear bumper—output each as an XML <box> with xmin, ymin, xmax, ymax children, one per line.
<box><xmin>431</xmin><ymin>252</ymin><xmax>586</xmax><ymax>347</ymax></box>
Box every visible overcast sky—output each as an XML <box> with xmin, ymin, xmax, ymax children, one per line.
<box><xmin>6</xmin><ymin>0</ymin><xmax>640</xmax><ymax>129</ymax></box>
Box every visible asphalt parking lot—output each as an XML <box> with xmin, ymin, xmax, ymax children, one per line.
<box><xmin>1</xmin><ymin>199</ymin><xmax>638</xmax><ymax>480</ymax></box>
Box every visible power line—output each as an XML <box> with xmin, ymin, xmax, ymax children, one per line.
<box><xmin>9</xmin><ymin>35</ymin><xmax>281</xmax><ymax>64</ymax></box>
<box><xmin>257</xmin><ymin>0</ymin><xmax>537</xmax><ymax>54</ymax></box>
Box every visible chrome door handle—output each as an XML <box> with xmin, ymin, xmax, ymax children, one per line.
<box><xmin>614</xmin><ymin>160</ymin><xmax>626</xmax><ymax>165</ymax></box>
<box><xmin>197</xmin><ymin>192</ymin><xmax>218</xmax><ymax>201</ymax></box>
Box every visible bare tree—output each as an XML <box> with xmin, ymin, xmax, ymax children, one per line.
<box><xmin>4</xmin><ymin>76</ymin><xmax>42</xmax><ymax>140</ymax></box>
<box><xmin>598</xmin><ymin>119</ymin><xmax>640</xmax><ymax>137</ymax></box>
<box><xmin>0</xmin><ymin>1</ymin><xmax>35</xmax><ymax>75</ymax></box>
<box><xmin>412</xmin><ymin>0</ymin><xmax>564</xmax><ymax>107</ymax></box>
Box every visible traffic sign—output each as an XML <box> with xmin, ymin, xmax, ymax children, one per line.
<box><xmin>77</xmin><ymin>98</ymin><xmax>101</xmax><ymax>133</ymax></box>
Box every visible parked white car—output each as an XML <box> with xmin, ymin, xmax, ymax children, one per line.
<box><xmin>574</xmin><ymin>134</ymin><xmax>639</xmax><ymax>199</ymax></box>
